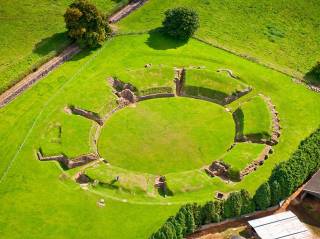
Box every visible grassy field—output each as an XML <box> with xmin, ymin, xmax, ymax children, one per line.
<box><xmin>238</xmin><ymin>96</ymin><xmax>272</xmax><ymax>139</ymax></box>
<box><xmin>98</xmin><ymin>97</ymin><xmax>234</xmax><ymax>174</ymax></box>
<box><xmin>184</xmin><ymin>69</ymin><xmax>248</xmax><ymax>102</ymax></box>
<box><xmin>0</xmin><ymin>32</ymin><xmax>319</xmax><ymax>238</ymax></box>
<box><xmin>222</xmin><ymin>143</ymin><xmax>266</xmax><ymax>171</ymax></box>
<box><xmin>117</xmin><ymin>0</ymin><xmax>320</xmax><ymax>78</ymax></box>
<box><xmin>0</xmin><ymin>0</ymin><xmax>129</xmax><ymax>93</ymax></box>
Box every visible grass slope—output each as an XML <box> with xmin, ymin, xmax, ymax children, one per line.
<box><xmin>222</xmin><ymin>143</ymin><xmax>266</xmax><ymax>171</ymax></box>
<box><xmin>184</xmin><ymin>69</ymin><xmax>247</xmax><ymax>102</ymax></box>
<box><xmin>0</xmin><ymin>0</ymin><xmax>128</xmax><ymax>93</ymax></box>
<box><xmin>117</xmin><ymin>0</ymin><xmax>320</xmax><ymax>77</ymax></box>
<box><xmin>0</xmin><ymin>33</ymin><xmax>319</xmax><ymax>238</ymax></box>
<box><xmin>240</xmin><ymin>96</ymin><xmax>272</xmax><ymax>139</ymax></box>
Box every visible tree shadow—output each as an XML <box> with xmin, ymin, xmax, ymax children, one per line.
<box><xmin>33</xmin><ymin>32</ymin><xmax>98</xmax><ymax>62</ymax></box>
<box><xmin>304</xmin><ymin>63</ymin><xmax>320</xmax><ymax>86</ymax></box>
<box><xmin>183</xmin><ymin>85</ymin><xmax>229</xmax><ymax>105</ymax></box>
<box><xmin>233</xmin><ymin>108</ymin><xmax>244</xmax><ymax>141</ymax></box>
<box><xmin>33</xmin><ymin>32</ymin><xmax>70</xmax><ymax>56</ymax></box>
<box><xmin>145</xmin><ymin>28</ymin><xmax>188</xmax><ymax>50</ymax></box>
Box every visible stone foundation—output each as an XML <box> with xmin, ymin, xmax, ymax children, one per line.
<box><xmin>217</xmin><ymin>68</ymin><xmax>239</xmax><ymax>79</ymax></box>
<box><xmin>174</xmin><ymin>68</ymin><xmax>186</xmax><ymax>96</ymax></box>
<box><xmin>239</xmin><ymin>145</ymin><xmax>273</xmax><ymax>179</ymax></box>
<box><xmin>224</xmin><ymin>87</ymin><xmax>252</xmax><ymax>105</ymax></box>
<box><xmin>37</xmin><ymin>150</ymin><xmax>98</xmax><ymax>169</ymax></box>
<box><xmin>204</xmin><ymin>161</ymin><xmax>229</xmax><ymax>178</ymax></box>
<box><xmin>259</xmin><ymin>94</ymin><xmax>281</xmax><ymax>146</ymax></box>
<box><xmin>69</xmin><ymin>105</ymin><xmax>103</xmax><ymax>126</ymax></box>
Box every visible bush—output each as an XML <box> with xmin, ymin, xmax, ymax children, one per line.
<box><xmin>253</xmin><ymin>182</ymin><xmax>271</xmax><ymax>210</ymax></box>
<box><xmin>268</xmin><ymin>128</ymin><xmax>320</xmax><ymax>201</ymax></box>
<box><xmin>64</xmin><ymin>0</ymin><xmax>111</xmax><ymax>48</ymax></box>
<box><xmin>162</xmin><ymin>7</ymin><xmax>199</xmax><ymax>40</ymax></box>
<box><xmin>240</xmin><ymin>189</ymin><xmax>255</xmax><ymax>215</ymax></box>
<box><xmin>270</xmin><ymin>180</ymin><xmax>282</xmax><ymax>206</ymax></box>
<box><xmin>228</xmin><ymin>167</ymin><xmax>241</xmax><ymax>181</ymax></box>
<box><xmin>223</xmin><ymin>192</ymin><xmax>242</xmax><ymax>218</ymax></box>
<box><xmin>305</xmin><ymin>61</ymin><xmax>320</xmax><ymax>84</ymax></box>
<box><xmin>201</xmin><ymin>201</ymin><xmax>223</xmax><ymax>224</ymax></box>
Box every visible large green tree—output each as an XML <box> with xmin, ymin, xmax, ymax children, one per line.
<box><xmin>254</xmin><ymin>182</ymin><xmax>271</xmax><ymax>210</ymax></box>
<box><xmin>162</xmin><ymin>7</ymin><xmax>199</xmax><ymax>40</ymax></box>
<box><xmin>64</xmin><ymin>0</ymin><xmax>111</xmax><ymax>48</ymax></box>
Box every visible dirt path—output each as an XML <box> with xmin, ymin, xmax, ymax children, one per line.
<box><xmin>109</xmin><ymin>0</ymin><xmax>148</xmax><ymax>23</ymax></box>
<box><xmin>0</xmin><ymin>44</ymin><xmax>80</xmax><ymax>108</ymax></box>
<box><xmin>0</xmin><ymin>0</ymin><xmax>147</xmax><ymax>109</ymax></box>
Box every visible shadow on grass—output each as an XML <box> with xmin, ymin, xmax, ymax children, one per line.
<box><xmin>304</xmin><ymin>63</ymin><xmax>320</xmax><ymax>86</ymax></box>
<box><xmin>33</xmin><ymin>31</ymin><xmax>99</xmax><ymax>62</ymax></box>
<box><xmin>233</xmin><ymin>108</ymin><xmax>244</xmax><ymax>138</ymax></box>
<box><xmin>33</xmin><ymin>32</ymin><xmax>70</xmax><ymax>56</ymax></box>
<box><xmin>145</xmin><ymin>28</ymin><xmax>188</xmax><ymax>50</ymax></box>
<box><xmin>158</xmin><ymin>186</ymin><xmax>174</xmax><ymax>198</ymax></box>
<box><xmin>184</xmin><ymin>85</ymin><xmax>229</xmax><ymax>104</ymax></box>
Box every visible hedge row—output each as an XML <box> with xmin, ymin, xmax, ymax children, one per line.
<box><xmin>150</xmin><ymin>189</ymin><xmax>254</xmax><ymax>239</ymax></box>
<box><xmin>150</xmin><ymin>128</ymin><xmax>320</xmax><ymax>239</ymax></box>
<box><xmin>254</xmin><ymin>127</ymin><xmax>320</xmax><ymax>209</ymax></box>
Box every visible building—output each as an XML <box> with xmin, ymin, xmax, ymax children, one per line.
<box><xmin>301</xmin><ymin>170</ymin><xmax>320</xmax><ymax>200</ymax></box>
<box><xmin>248</xmin><ymin>211</ymin><xmax>313</xmax><ymax>239</ymax></box>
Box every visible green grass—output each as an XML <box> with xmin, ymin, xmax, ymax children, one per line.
<box><xmin>0</xmin><ymin>0</ymin><xmax>129</xmax><ymax>93</ymax></box>
<box><xmin>115</xmin><ymin>65</ymin><xmax>174</xmax><ymax>95</ymax></box>
<box><xmin>117</xmin><ymin>0</ymin><xmax>320</xmax><ymax>77</ymax></box>
<box><xmin>0</xmin><ymin>33</ymin><xmax>319</xmax><ymax>238</ymax></box>
<box><xmin>238</xmin><ymin>96</ymin><xmax>272</xmax><ymax>139</ymax></box>
<box><xmin>184</xmin><ymin>69</ymin><xmax>248</xmax><ymax>102</ymax></box>
<box><xmin>98</xmin><ymin>97</ymin><xmax>234</xmax><ymax>174</ymax></box>
<box><xmin>222</xmin><ymin>143</ymin><xmax>266</xmax><ymax>171</ymax></box>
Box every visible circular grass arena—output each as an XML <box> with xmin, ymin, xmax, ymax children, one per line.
<box><xmin>98</xmin><ymin>97</ymin><xmax>235</xmax><ymax>174</ymax></box>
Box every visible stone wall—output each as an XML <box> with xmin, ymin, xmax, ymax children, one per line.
<box><xmin>174</xmin><ymin>68</ymin><xmax>186</xmax><ymax>96</ymax></box>
<box><xmin>37</xmin><ymin>150</ymin><xmax>98</xmax><ymax>169</ymax></box>
<box><xmin>69</xmin><ymin>106</ymin><xmax>103</xmax><ymax>126</ymax></box>
<box><xmin>138</xmin><ymin>93</ymin><xmax>175</xmax><ymax>101</ymax></box>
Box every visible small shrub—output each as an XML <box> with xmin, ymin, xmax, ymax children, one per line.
<box><xmin>305</xmin><ymin>61</ymin><xmax>320</xmax><ymax>85</ymax></box>
<box><xmin>162</xmin><ymin>7</ymin><xmax>199</xmax><ymax>40</ymax></box>
<box><xmin>228</xmin><ymin>167</ymin><xmax>241</xmax><ymax>181</ymax></box>
<box><xmin>64</xmin><ymin>0</ymin><xmax>111</xmax><ymax>48</ymax></box>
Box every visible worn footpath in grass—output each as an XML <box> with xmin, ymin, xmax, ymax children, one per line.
<box><xmin>0</xmin><ymin>0</ymin><xmax>129</xmax><ymax>93</ymax></box>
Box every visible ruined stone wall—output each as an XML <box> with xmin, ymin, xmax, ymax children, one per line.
<box><xmin>69</xmin><ymin>106</ymin><xmax>103</xmax><ymax>126</ymax></box>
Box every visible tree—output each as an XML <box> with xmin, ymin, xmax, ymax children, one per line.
<box><xmin>175</xmin><ymin>210</ymin><xmax>186</xmax><ymax>236</ymax></box>
<box><xmin>270</xmin><ymin>180</ymin><xmax>282</xmax><ymax>206</ymax></box>
<box><xmin>191</xmin><ymin>203</ymin><xmax>202</xmax><ymax>227</ymax></box>
<box><xmin>64</xmin><ymin>0</ymin><xmax>111</xmax><ymax>48</ymax></box>
<box><xmin>240</xmin><ymin>189</ymin><xmax>255</xmax><ymax>215</ymax></box>
<box><xmin>253</xmin><ymin>182</ymin><xmax>271</xmax><ymax>210</ymax></box>
<box><xmin>201</xmin><ymin>201</ymin><xmax>223</xmax><ymax>224</ymax></box>
<box><xmin>185</xmin><ymin>208</ymin><xmax>196</xmax><ymax>234</ymax></box>
<box><xmin>162</xmin><ymin>222</ymin><xmax>176</xmax><ymax>239</ymax></box>
<box><xmin>223</xmin><ymin>192</ymin><xmax>242</xmax><ymax>218</ymax></box>
<box><xmin>162</xmin><ymin>7</ymin><xmax>199</xmax><ymax>40</ymax></box>
<box><xmin>167</xmin><ymin>216</ymin><xmax>183</xmax><ymax>239</ymax></box>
